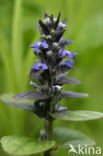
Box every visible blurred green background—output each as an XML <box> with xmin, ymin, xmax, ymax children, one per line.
<box><xmin>0</xmin><ymin>0</ymin><xmax>103</xmax><ymax>155</ymax></box>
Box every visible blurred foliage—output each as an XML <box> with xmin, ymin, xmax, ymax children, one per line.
<box><xmin>0</xmin><ymin>0</ymin><xmax>103</xmax><ymax>155</ymax></box>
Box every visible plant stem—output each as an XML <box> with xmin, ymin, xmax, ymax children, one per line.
<box><xmin>45</xmin><ymin>119</ymin><xmax>53</xmax><ymax>140</ymax></box>
<box><xmin>44</xmin><ymin>119</ymin><xmax>53</xmax><ymax>156</ymax></box>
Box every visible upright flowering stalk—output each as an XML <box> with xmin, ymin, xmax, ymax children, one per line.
<box><xmin>1</xmin><ymin>13</ymin><xmax>103</xmax><ymax>156</ymax></box>
<box><xmin>29</xmin><ymin>13</ymin><xmax>83</xmax><ymax>124</ymax></box>
<box><xmin>14</xmin><ymin>13</ymin><xmax>82</xmax><ymax>139</ymax></box>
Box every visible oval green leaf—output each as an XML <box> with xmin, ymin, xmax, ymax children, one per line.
<box><xmin>0</xmin><ymin>94</ymin><xmax>35</xmax><ymax>112</ymax></box>
<box><xmin>61</xmin><ymin>91</ymin><xmax>88</xmax><ymax>98</ymax></box>
<box><xmin>51</xmin><ymin>110</ymin><xmax>103</xmax><ymax>121</ymax></box>
<box><xmin>13</xmin><ymin>91</ymin><xmax>49</xmax><ymax>100</ymax></box>
<box><xmin>1</xmin><ymin>136</ymin><xmax>55</xmax><ymax>155</ymax></box>
<box><xmin>53</xmin><ymin>127</ymin><xmax>95</xmax><ymax>148</ymax></box>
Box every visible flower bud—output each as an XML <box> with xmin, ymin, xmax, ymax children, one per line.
<box><xmin>51</xmin><ymin>29</ymin><xmax>55</xmax><ymax>35</ymax></box>
<box><xmin>53</xmin><ymin>42</ymin><xmax>59</xmax><ymax>48</ymax></box>
<box><xmin>46</xmin><ymin>50</ymin><xmax>53</xmax><ymax>58</ymax></box>
<box><xmin>53</xmin><ymin>42</ymin><xmax>60</xmax><ymax>51</ymax></box>
<box><xmin>52</xmin><ymin>85</ymin><xmax>63</xmax><ymax>92</ymax></box>
<box><xmin>54</xmin><ymin>18</ymin><xmax>57</xmax><ymax>22</ymax></box>
<box><xmin>58</xmin><ymin>22</ymin><xmax>66</xmax><ymax>28</ymax></box>
<box><xmin>44</xmin><ymin>17</ymin><xmax>51</xmax><ymax>25</ymax></box>
<box><xmin>46</xmin><ymin>35</ymin><xmax>51</xmax><ymax>40</ymax></box>
<box><xmin>42</xmin><ymin>34</ymin><xmax>46</xmax><ymax>39</ymax></box>
<box><xmin>39</xmin><ymin>101</ymin><xmax>45</xmax><ymax>106</ymax></box>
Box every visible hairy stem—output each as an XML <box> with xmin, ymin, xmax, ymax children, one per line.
<box><xmin>44</xmin><ymin>119</ymin><xmax>53</xmax><ymax>156</ymax></box>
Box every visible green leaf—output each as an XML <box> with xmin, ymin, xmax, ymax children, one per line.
<box><xmin>0</xmin><ymin>94</ymin><xmax>35</xmax><ymax>112</ymax></box>
<box><xmin>61</xmin><ymin>91</ymin><xmax>88</xmax><ymax>98</ymax></box>
<box><xmin>53</xmin><ymin>127</ymin><xmax>95</xmax><ymax>148</ymax></box>
<box><xmin>1</xmin><ymin>136</ymin><xmax>55</xmax><ymax>155</ymax></box>
<box><xmin>51</xmin><ymin>110</ymin><xmax>103</xmax><ymax>121</ymax></box>
<box><xmin>14</xmin><ymin>91</ymin><xmax>49</xmax><ymax>100</ymax></box>
<box><xmin>57</xmin><ymin>77</ymin><xmax>82</xmax><ymax>85</ymax></box>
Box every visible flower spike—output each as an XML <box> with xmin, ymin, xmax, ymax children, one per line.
<box><xmin>14</xmin><ymin>13</ymin><xmax>87</xmax><ymax>119</ymax></box>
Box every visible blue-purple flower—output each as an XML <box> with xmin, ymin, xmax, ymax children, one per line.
<box><xmin>30</xmin><ymin>41</ymin><xmax>48</xmax><ymax>51</ymax></box>
<box><xmin>65</xmin><ymin>60</ymin><xmax>74</xmax><ymax>68</ymax></box>
<box><xmin>59</xmin><ymin>49</ymin><xmax>77</xmax><ymax>58</ymax></box>
<box><xmin>59</xmin><ymin>37</ymin><xmax>73</xmax><ymax>45</ymax></box>
<box><xmin>31</xmin><ymin>62</ymin><xmax>48</xmax><ymax>71</ymax></box>
<box><xmin>59</xmin><ymin>60</ymin><xmax>74</xmax><ymax>70</ymax></box>
<box><xmin>57</xmin><ymin>21</ymin><xmax>67</xmax><ymax>33</ymax></box>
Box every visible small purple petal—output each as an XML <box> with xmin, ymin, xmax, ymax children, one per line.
<box><xmin>59</xmin><ymin>22</ymin><xmax>66</xmax><ymax>28</ymax></box>
<box><xmin>33</xmin><ymin>47</ymin><xmax>39</xmax><ymax>51</ymax></box>
<box><xmin>55</xmin><ymin>104</ymin><xmax>67</xmax><ymax>112</ymax></box>
<box><xmin>59</xmin><ymin>37</ymin><xmax>65</xmax><ymax>42</ymax></box>
<box><xmin>65</xmin><ymin>40</ymin><xmax>73</xmax><ymax>45</ymax></box>
<box><xmin>30</xmin><ymin>42</ymin><xmax>40</xmax><ymax>48</ymax></box>
<box><xmin>66</xmin><ymin>51</ymin><xmax>75</xmax><ymax>58</ymax></box>
<box><xmin>41</xmin><ymin>42</ymin><xmax>48</xmax><ymax>48</ymax></box>
<box><xmin>57</xmin><ymin>22</ymin><xmax>66</xmax><ymax>33</ymax></box>
<box><xmin>30</xmin><ymin>41</ymin><xmax>48</xmax><ymax>51</ymax></box>
<box><xmin>31</xmin><ymin>62</ymin><xmax>48</xmax><ymax>71</ymax></box>
<box><xmin>64</xmin><ymin>51</ymin><xmax>77</xmax><ymax>58</ymax></box>
<box><xmin>59</xmin><ymin>48</ymin><xmax>65</xmax><ymax>57</ymax></box>
<box><xmin>59</xmin><ymin>38</ymin><xmax>73</xmax><ymax>45</ymax></box>
<box><xmin>65</xmin><ymin>60</ymin><xmax>74</xmax><ymax>68</ymax></box>
<box><xmin>58</xmin><ymin>107</ymin><xmax>67</xmax><ymax>111</ymax></box>
<box><xmin>59</xmin><ymin>49</ymin><xmax>77</xmax><ymax>58</ymax></box>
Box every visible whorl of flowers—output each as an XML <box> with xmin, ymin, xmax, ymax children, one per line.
<box><xmin>14</xmin><ymin>13</ymin><xmax>86</xmax><ymax>120</ymax></box>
